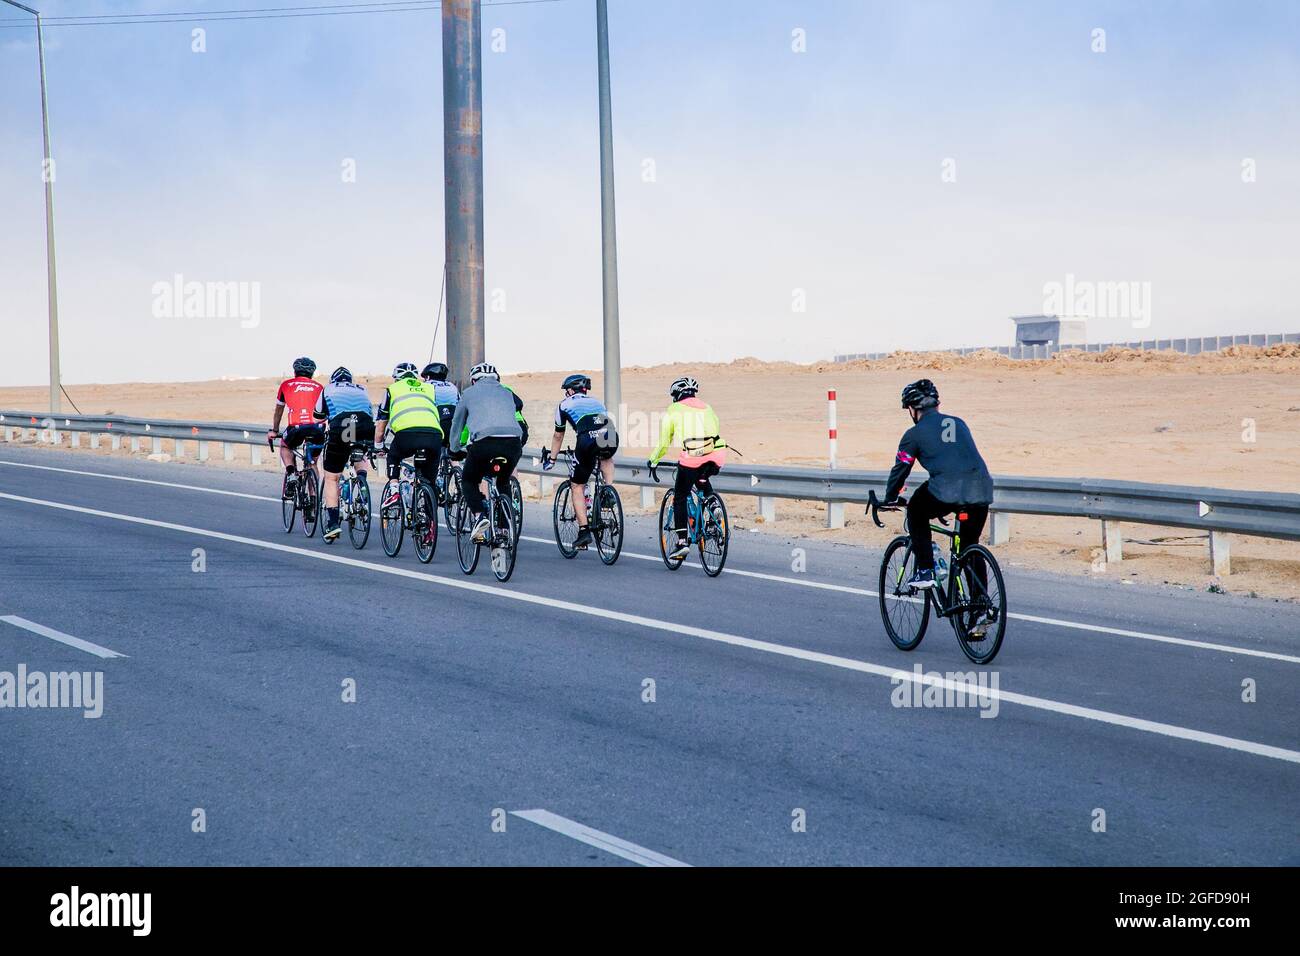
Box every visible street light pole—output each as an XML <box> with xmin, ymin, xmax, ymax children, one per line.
<box><xmin>595</xmin><ymin>0</ymin><xmax>621</xmax><ymax>423</ymax></box>
<box><xmin>4</xmin><ymin>0</ymin><xmax>61</xmax><ymax>414</ymax></box>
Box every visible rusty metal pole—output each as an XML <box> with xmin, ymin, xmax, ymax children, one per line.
<box><xmin>596</xmin><ymin>0</ymin><xmax>622</xmax><ymax>423</ymax></box>
<box><xmin>442</xmin><ymin>0</ymin><xmax>485</xmax><ymax>388</ymax></box>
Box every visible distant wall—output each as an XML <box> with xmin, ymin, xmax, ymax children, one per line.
<box><xmin>833</xmin><ymin>332</ymin><xmax>1300</xmax><ymax>363</ymax></box>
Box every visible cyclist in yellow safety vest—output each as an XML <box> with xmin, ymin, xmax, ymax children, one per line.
<box><xmin>648</xmin><ymin>376</ymin><xmax>727</xmax><ymax>560</ymax></box>
<box><xmin>374</xmin><ymin>362</ymin><xmax>444</xmax><ymax>508</ymax></box>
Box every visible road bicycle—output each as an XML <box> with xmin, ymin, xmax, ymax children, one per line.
<box><xmin>379</xmin><ymin>450</ymin><xmax>438</xmax><ymax>564</ymax></box>
<box><xmin>650</xmin><ymin>462</ymin><xmax>729</xmax><ymax>577</ymax></box>
<box><xmin>453</xmin><ymin>455</ymin><xmax>518</xmax><ymax>582</ymax></box>
<box><xmin>272</xmin><ymin>435</ymin><xmax>325</xmax><ymax>538</ymax></box>
<box><xmin>435</xmin><ymin>452</ymin><xmax>462</xmax><ymax>535</ymax></box>
<box><xmin>868</xmin><ymin>490</ymin><xmax>1007</xmax><ymax>664</ymax></box>
<box><xmin>550</xmin><ymin>448</ymin><xmax>623</xmax><ymax>565</ymax></box>
<box><xmin>336</xmin><ymin>443</ymin><xmax>377</xmax><ymax>549</ymax></box>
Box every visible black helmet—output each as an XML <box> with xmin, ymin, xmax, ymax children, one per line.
<box><xmin>330</xmin><ymin>366</ymin><xmax>353</xmax><ymax>384</ymax></box>
<box><xmin>901</xmin><ymin>379</ymin><xmax>939</xmax><ymax>410</ymax></box>
<box><xmin>422</xmin><ymin>362</ymin><xmax>449</xmax><ymax>382</ymax></box>
<box><xmin>562</xmin><ymin>374</ymin><xmax>591</xmax><ymax>393</ymax></box>
<box><xmin>669</xmin><ymin>376</ymin><xmax>699</xmax><ymax>401</ymax></box>
<box><xmin>293</xmin><ymin>356</ymin><xmax>317</xmax><ymax>377</ymax></box>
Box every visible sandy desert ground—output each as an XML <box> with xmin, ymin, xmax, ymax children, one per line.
<box><xmin>4</xmin><ymin>345</ymin><xmax>1299</xmax><ymax>601</ymax></box>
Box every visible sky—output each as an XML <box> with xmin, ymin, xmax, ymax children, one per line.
<box><xmin>1</xmin><ymin>0</ymin><xmax>1298</xmax><ymax>385</ymax></box>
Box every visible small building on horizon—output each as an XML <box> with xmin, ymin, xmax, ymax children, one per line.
<box><xmin>1010</xmin><ymin>315</ymin><xmax>1087</xmax><ymax>347</ymax></box>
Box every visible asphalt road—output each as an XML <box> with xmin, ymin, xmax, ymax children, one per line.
<box><xmin>0</xmin><ymin>444</ymin><xmax>1296</xmax><ymax>866</ymax></box>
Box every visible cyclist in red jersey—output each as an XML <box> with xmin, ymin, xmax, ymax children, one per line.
<box><xmin>267</xmin><ymin>357</ymin><xmax>326</xmax><ymax>498</ymax></box>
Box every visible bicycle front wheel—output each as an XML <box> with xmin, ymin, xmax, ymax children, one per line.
<box><xmin>412</xmin><ymin>483</ymin><xmax>438</xmax><ymax>564</ymax></box>
<box><xmin>595</xmin><ymin>485</ymin><xmax>623</xmax><ymax>566</ymax></box>
<box><xmin>454</xmin><ymin>493</ymin><xmax>480</xmax><ymax>574</ymax></box>
<box><xmin>552</xmin><ymin>481</ymin><xmax>579</xmax><ymax>558</ymax></box>
<box><xmin>509</xmin><ymin>475</ymin><xmax>523</xmax><ymax>543</ymax></box>
<box><xmin>878</xmin><ymin>535</ymin><xmax>930</xmax><ymax>651</ymax></box>
<box><xmin>348</xmin><ymin>478</ymin><xmax>371</xmax><ymax>549</ymax></box>
<box><xmin>443</xmin><ymin>466</ymin><xmax>461</xmax><ymax>536</ymax></box>
<box><xmin>951</xmin><ymin>544</ymin><xmax>1007</xmax><ymax>664</ymax></box>
<box><xmin>697</xmin><ymin>494</ymin><xmax>729</xmax><ymax>577</ymax></box>
<box><xmin>380</xmin><ymin>479</ymin><xmax>404</xmax><ymax>557</ymax></box>
<box><xmin>281</xmin><ymin>480</ymin><xmax>296</xmax><ymax>533</ymax></box>
<box><xmin>490</xmin><ymin>495</ymin><xmax>517</xmax><ymax>582</ymax></box>
<box><xmin>301</xmin><ymin>469</ymin><xmax>320</xmax><ymax>538</ymax></box>
<box><xmin>658</xmin><ymin>490</ymin><xmax>684</xmax><ymax>570</ymax></box>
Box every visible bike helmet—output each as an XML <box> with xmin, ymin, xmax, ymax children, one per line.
<box><xmin>669</xmin><ymin>376</ymin><xmax>699</xmax><ymax>401</ymax></box>
<box><xmin>293</xmin><ymin>356</ymin><xmax>317</xmax><ymax>377</ymax></box>
<box><xmin>469</xmin><ymin>362</ymin><xmax>499</xmax><ymax>384</ymax></box>
<box><xmin>562</xmin><ymin>374</ymin><xmax>591</xmax><ymax>393</ymax></box>
<box><xmin>422</xmin><ymin>362</ymin><xmax>449</xmax><ymax>382</ymax></box>
<box><xmin>330</xmin><ymin>366</ymin><xmax>353</xmax><ymax>384</ymax></box>
<box><xmin>900</xmin><ymin>379</ymin><xmax>940</xmax><ymax>410</ymax></box>
<box><xmin>392</xmin><ymin>362</ymin><xmax>419</xmax><ymax>380</ymax></box>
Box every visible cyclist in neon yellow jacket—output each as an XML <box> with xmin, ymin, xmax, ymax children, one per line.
<box><xmin>648</xmin><ymin>376</ymin><xmax>727</xmax><ymax>560</ymax></box>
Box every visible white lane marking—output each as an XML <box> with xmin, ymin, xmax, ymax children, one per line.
<box><xmin>4</xmin><ymin>458</ymin><xmax>1295</xmax><ymax>665</ymax></box>
<box><xmin>2</xmin><ymin>489</ymin><xmax>1298</xmax><ymax>766</ymax></box>
<box><xmin>510</xmin><ymin>809</ymin><xmax>691</xmax><ymax>867</ymax></box>
<box><xmin>0</xmin><ymin>615</ymin><xmax>127</xmax><ymax>659</ymax></box>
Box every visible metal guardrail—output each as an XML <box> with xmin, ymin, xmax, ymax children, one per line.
<box><xmin>5</xmin><ymin>411</ymin><xmax>1299</xmax><ymax>572</ymax></box>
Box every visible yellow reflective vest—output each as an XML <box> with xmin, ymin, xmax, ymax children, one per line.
<box><xmin>385</xmin><ymin>377</ymin><xmax>443</xmax><ymax>435</ymax></box>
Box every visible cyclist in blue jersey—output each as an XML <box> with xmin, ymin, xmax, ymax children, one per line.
<box><xmin>542</xmin><ymin>373</ymin><xmax>619</xmax><ymax>550</ymax></box>
<box><xmin>421</xmin><ymin>362</ymin><xmax>461</xmax><ymax>439</ymax></box>
<box><xmin>314</xmin><ymin>367</ymin><xmax>375</xmax><ymax>542</ymax></box>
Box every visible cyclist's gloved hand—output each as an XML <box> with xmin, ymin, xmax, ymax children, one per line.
<box><xmin>541</xmin><ymin>449</ymin><xmax>554</xmax><ymax>471</ymax></box>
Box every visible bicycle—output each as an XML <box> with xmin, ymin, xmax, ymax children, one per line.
<box><xmin>435</xmin><ymin>452</ymin><xmax>462</xmax><ymax>535</ymax></box>
<box><xmin>550</xmin><ymin>448</ymin><xmax>623</xmax><ymax>565</ymax></box>
<box><xmin>273</xmin><ymin>435</ymin><xmax>325</xmax><ymax>538</ymax></box>
<box><xmin>650</xmin><ymin>462</ymin><xmax>729</xmax><ymax>577</ymax></box>
<box><xmin>867</xmin><ymin>490</ymin><xmax>1007</xmax><ymax>665</ymax></box>
<box><xmin>379</xmin><ymin>450</ymin><xmax>438</xmax><ymax>564</ymax></box>
<box><xmin>337</xmin><ymin>443</ymin><xmax>378</xmax><ymax>550</ymax></box>
<box><xmin>453</xmin><ymin>455</ymin><xmax>518</xmax><ymax>582</ymax></box>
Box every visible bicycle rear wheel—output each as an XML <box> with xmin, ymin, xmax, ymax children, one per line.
<box><xmin>950</xmin><ymin>544</ymin><xmax>1007</xmax><ymax>664</ymax></box>
<box><xmin>412</xmin><ymin>483</ymin><xmax>438</xmax><ymax>564</ymax></box>
<box><xmin>348</xmin><ymin>477</ymin><xmax>371</xmax><ymax>549</ymax></box>
<box><xmin>281</xmin><ymin>477</ymin><xmax>296</xmax><ymax>533</ymax></box>
<box><xmin>380</xmin><ymin>479</ymin><xmax>404</xmax><ymax>557</ymax></box>
<box><xmin>697</xmin><ymin>494</ymin><xmax>729</xmax><ymax>577</ymax></box>
<box><xmin>455</xmin><ymin>493</ymin><xmax>480</xmax><ymax>574</ymax></box>
<box><xmin>509</xmin><ymin>475</ymin><xmax>523</xmax><ymax>543</ymax></box>
<box><xmin>658</xmin><ymin>490</ymin><xmax>684</xmax><ymax>570</ymax></box>
<box><xmin>595</xmin><ymin>485</ymin><xmax>623</xmax><ymax>566</ymax></box>
<box><xmin>301</xmin><ymin>469</ymin><xmax>320</xmax><ymax>538</ymax></box>
<box><xmin>552</xmin><ymin>481</ymin><xmax>579</xmax><ymax>558</ymax></box>
<box><xmin>878</xmin><ymin>535</ymin><xmax>930</xmax><ymax>651</ymax></box>
<box><xmin>490</xmin><ymin>495</ymin><xmax>517</xmax><ymax>582</ymax></box>
<box><xmin>443</xmin><ymin>466</ymin><xmax>461</xmax><ymax>536</ymax></box>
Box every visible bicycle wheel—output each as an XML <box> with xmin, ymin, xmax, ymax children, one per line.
<box><xmin>281</xmin><ymin>475</ymin><xmax>296</xmax><ymax>533</ymax></box>
<box><xmin>348</xmin><ymin>477</ymin><xmax>371</xmax><ymax>549</ymax></box>
<box><xmin>950</xmin><ymin>544</ymin><xmax>1007</xmax><ymax>665</ymax></box>
<box><xmin>697</xmin><ymin>494</ymin><xmax>729</xmax><ymax>577</ymax></box>
<box><xmin>878</xmin><ymin>536</ymin><xmax>930</xmax><ymax>651</ymax></box>
<box><xmin>301</xmin><ymin>469</ymin><xmax>320</xmax><ymax>538</ymax></box>
<box><xmin>489</xmin><ymin>495</ymin><xmax>517</xmax><ymax>582</ymax></box>
<box><xmin>443</xmin><ymin>466</ymin><xmax>461</xmax><ymax>536</ymax></box>
<box><xmin>454</xmin><ymin>493</ymin><xmax>480</xmax><ymax>574</ymax></box>
<box><xmin>412</xmin><ymin>483</ymin><xmax>438</xmax><ymax>564</ymax></box>
<box><xmin>658</xmin><ymin>490</ymin><xmax>685</xmax><ymax>570</ymax></box>
<box><xmin>595</xmin><ymin>484</ymin><xmax>623</xmax><ymax>566</ymax></box>
<box><xmin>380</xmin><ymin>478</ymin><xmax>404</xmax><ymax>557</ymax></box>
<box><xmin>552</xmin><ymin>481</ymin><xmax>579</xmax><ymax>558</ymax></box>
<box><xmin>509</xmin><ymin>474</ymin><xmax>523</xmax><ymax>542</ymax></box>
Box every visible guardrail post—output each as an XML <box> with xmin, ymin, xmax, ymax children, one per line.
<box><xmin>640</xmin><ymin>486</ymin><xmax>654</xmax><ymax>509</ymax></box>
<box><xmin>90</xmin><ymin>433</ymin><xmax>100</xmax><ymax>449</ymax></box>
<box><xmin>71</xmin><ymin>431</ymin><xmax>80</xmax><ymax>448</ymax></box>
<box><xmin>1208</xmin><ymin>531</ymin><xmax>1231</xmax><ymax>576</ymax></box>
<box><xmin>539</xmin><ymin>475</ymin><xmax>554</xmax><ymax>499</ymax></box>
<box><xmin>174</xmin><ymin>439</ymin><xmax>185</xmax><ymax>459</ymax></box>
<box><xmin>250</xmin><ymin>443</ymin><xmax>261</xmax><ymax>466</ymax></box>
<box><xmin>826</xmin><ymin>501</ymin><xmax>845</xmax><ymax>529</ymax></box>
<box><xmin>110</xmin><ymin>434</ymin><xmax>121</xmax><ymax>451</ymax></box>
<box><xmin>223</xmin><ymin>442</ymin><xmax>234</xmax><ymax>463</ymax></box>
<box><xmin>758</xmin><ymin>496</ymin><xmax>776</xmax><ymax>523</ymax></box>
<box><xmin>150</xmin><ymin>436</ymin><xmax>160</xmax><ymax>454</ymax></box>
<box><xmin>2</xmin><ymin>427</ymin><xmax>11</xmax><ymax>442</ymax></box>
<box><xmin>1102</xmin><ymin>520</ymin><xmax>1123</xmax><ymax>564</ymax></box>
<box><xmin>989</xmin><ymin>511</ymin><xmax>1010</xmax><ymax>545</ymax></box>
<box><xmin>130</xmin><ymin>437</ymin><xmax>140</xmax><ymax>453</ymax></box>
<box><xmin>198</xmin><ymin>441</ymin><xmax>209</xmax><ymax>462</ymax></box>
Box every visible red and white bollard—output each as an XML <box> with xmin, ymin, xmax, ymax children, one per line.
<box><xmin>826</xmin><ymin>388</ymin><xmax>844</xmax><ymax>528</ymax></box>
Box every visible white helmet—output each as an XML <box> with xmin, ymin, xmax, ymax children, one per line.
<box><xmin>669</xmin><ymin>376</ymin><xmax>699</xmax><ymax>401</ymax></box>
<box><xmin>469</xmin><ymin>362</ymin><xmax>499</xmax><ymax>384</ymax></box>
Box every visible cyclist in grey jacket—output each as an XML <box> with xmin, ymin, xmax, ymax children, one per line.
<box><xmin>449</xmin><ymin>363</ymin><xmax>526</xmax><ymax>541</ymax></box>
<box><xmin>884</xmin><ymin>379</ymin><xmax>994</xmax><ymax>591</ymax></box>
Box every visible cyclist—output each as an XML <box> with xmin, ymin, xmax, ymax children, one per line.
<box><xmin>267</xmin><ymin>356</ymin><xmax>324</xmax><ymax>499</ymax></box>
<box><xmin>374</xmin><ymin>362</ymin><xmax>444</xmax><ymax>511</ymax></box>
<box><xmin>648</xmin><ymin>376</ymin><xmax>727</xmax><ymax>561</ymax></box>
<box><xmin>449</xmin><ymin>363</ymin><xmax>525</xmax><ymax>542</ymax></box>
<box><xmin>542</xmin><ymin>373</ymin><xmax>618</xmax><ymax>550</ymax></box>
<box><xmin>314</xmin><ymin>367</ymin><xmax>375</xmax><ymax>542</ymax></box>
<box><xmin>421</xmin><ymin>362</ymin><xmax>461</xmax><ymax>441</ymax></box>
<box><xmin>882</xmin><ymin>379</ymin><xmax>994</xmax><ymax>595</ymax></box>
